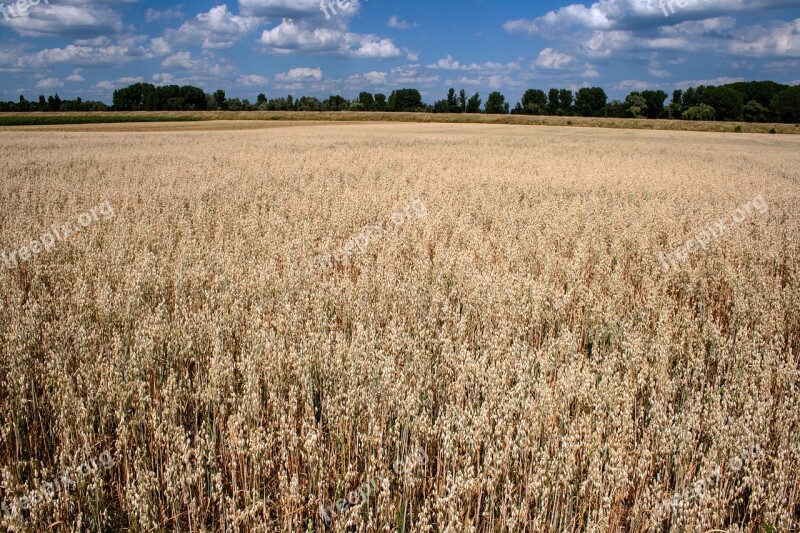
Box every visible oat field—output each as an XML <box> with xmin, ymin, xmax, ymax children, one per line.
<box><xmin>0</xmin><ymin>123</ymin><xmax>798</xmax><ymax>532</ymax></box>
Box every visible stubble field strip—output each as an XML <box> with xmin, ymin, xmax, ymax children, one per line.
<box><xmin>0</xmin><ymin>123</ymin><xmax>798</xmax><ymax>532</ymax></box>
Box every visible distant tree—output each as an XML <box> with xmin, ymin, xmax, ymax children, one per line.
<box><xmin>324</xmin><ymin>95</ymin><xmax>348</xmax><ymax>111</ymax></box>
<box><xmin>667</xmin><ymin>89</ymin><xmax>684</xmax><ymax>118</ymax></box>
<box><xmin>226</xmin><ymin>97</ymin><xmax>244</xmax><ymax>111</ymax></box>
<box><xmin>388</xmin><ymin>89</ymin><xmax>422</xmax><ymax>112</ymax></box>
<box><xmin>682</xmin><ymin>104</ymin><xmax>715</xmax><ymax>121</ymax></box>
<box><xmin>466</xmin><ymin>92</ymin><xmax>481</xmax><ymax>113</ymax></box>
<box><xmin>558</xmin><ymin>89</ymin><xmax>573</xmax><ymax>114</ymax></box>
<box><xmin>213</xmin><ymin>89</ymin><xmax>226</xmax><ymax>110</ymax></box>
<box><xmin>180</xmin><ymin>86</ymin><xmax>207</xmax><ymax>110</ymax></box>
<box><xmin>518</xmin><ymin>89</ymin><xmax>547</xmax><ymax>114</ymax></box>
<box><xmin>682</xmin><ymin>87</ymin><xmax>702</xmax><ymax>109</ymax></box>
<box><xmin>624</xmin><ymin>92</ymin><xmax>647</xmax><ymax>118</ymax></box>
<box><xmin>485</xmin><ymin>91</ymin><xmax>508</xmax><ymax>114</ymax></box>
<box><xmin>257</xmin><ymin>93</ymin><xmax>267</xmax><ymax>106</ymax></box>
<box><xmin>702</xmin><ymin>86</ymin><xmax>743</xmax><ymax>121</ymax></box>
<box><xmin>458</xmin><ymin>89</ymin><xmax>467</xmax><ymax>113</ymax></box>
<box><xmin>547</xmin><ymin>88</ymin><xmax>560</xmax><ymax>115</ymax></box>
<box><xmin>358</xmin><ymin>91</ymin><xmax>375</xmax><ymax>110</ymax></box>
<box><xmin>295</xmin><ymin>96</ymin><xmax>322</xmax><ymax>111</ymax></box>
<box><xmin>604</xmin><ymin>99</ymin><xmax>628</xmax><ymax>118</ymax></box>
<box><xmin>575</xmin><ymin>87</ymin><xmax>607</xmax><ymax>117</ymax></box>
<box><xmin>725</xmin><ymin>81</ymin><xmax>790</xmax><ymax>108</ymax></box>
<box><xmin>373</xmin><ymin>93</ymin><xmax>387</xmax><ymax>111</ymax></box>
<box><xmin>770</xmin><ymin>86</ymin><xmax>800</xmax><ymax>123</ymax></box>
<box><xmin>743</xmin><ymin>100</ymin><xmax>768</xmax><ymax>123</ymax></box>
<box><xmin>641</xmin><ymin>90</ymin><xmax>668</xmax><ymax>118</ymax></box>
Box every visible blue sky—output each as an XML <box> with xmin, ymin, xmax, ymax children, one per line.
<box><xmin>1</xmin><ymin>0</ymin><xmax>798</xmax><ymax>104</ymax></box>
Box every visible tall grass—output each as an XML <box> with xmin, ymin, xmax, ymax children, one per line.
<box><xmin>0</xmin><ymin>124</ymin><xmax>798</xmax><ymax>532</ymax></box>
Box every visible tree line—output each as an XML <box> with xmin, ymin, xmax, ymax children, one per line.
<box><xmin>0</xmin><ymin>80</ymin><xmax>797</xmax><ymax>123</ymax></box>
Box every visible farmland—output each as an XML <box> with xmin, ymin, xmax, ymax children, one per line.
<box><xmin>0</xmin><ymin>122</ymin><xmax>798</xmax><ymax>532</ymax></box>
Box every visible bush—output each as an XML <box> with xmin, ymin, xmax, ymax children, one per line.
<box><xmin>770</xmin><ymin>128</ymin><xmax>777</xmax><ymax>134</ymax></box>
<box><xmin>682</xmin><ymin>104</ymin><xmax>715</xmax><ymax>121</ymax></box>
<box><xmin>734</xmin><ymin>125</ymin><xmax>742</xmax><ymax>132</ymax></box>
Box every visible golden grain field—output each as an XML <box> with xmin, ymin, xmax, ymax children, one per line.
<box><xmin>0</xmin><ymin>122</ymin><xmax>799</xmax><ymax>532</ymax></box>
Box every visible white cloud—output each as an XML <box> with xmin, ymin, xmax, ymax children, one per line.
<box><xmin>258</xmin><ymin>19</ymin><xmax>402</xmax><ymax>58</ymax></box>
<box><xmin>388</xmin><ymin>15</ymin><xmax>417</xmax><ymax>30</ymax></box>
<box><xmin>239</xmin><ymin>0</ymin><xmax>360</xmax><ymax>19</ymax></box>
<box><xmin>0</xmin><ymin>2</ymin><xmax>127</xmax><ymax>37</ymax></box>
<box><xmin>145</xmin><ymin>7</ymin><xmax>184</xmax><ymax>24</ymax></box>
<box><xmin>534</xmin><ymin>48</ymin><xmax>577</xmax><ymax>69</ymax></box>
<box><xmin>672</xmin><ymin>76</ymin><xmax>746</xmax><ymax>89</ymax></box>
<box><xmin>94</xmin><ymin>76</ymin><xmax>144</xmax><ymax>91</ymax></box>
<box><xmin>238</xmin><ymin>74</ymin><xmax>270</xmax><ymax>86</ymax></box>
<box><xmin>35</xmin><ymin>77</ymin><xmax>64</xmax><ymax>89</ymax></box>
<box><xmin>727</xmin><ymin>18</ymin><xmax>800</xmax><ymax>57</ymax></box>
<box><xmin>167</xmin><ymin>4</ymin><xmax>261</xmax><ymax>50</ymax></box>
<box><xmin>65</xmin><ymin>68</ymin><xmax>84</xmax><ymax>82</ymax></box>
<box><xmin>275</xmin><ymin>67</ymin><xmax>323</xmax><ymax>82</ymax></box>
<box><xmin>614</xmin><ymin>79</ymin><xmax>651</xmax><ymax>91</ymax></box>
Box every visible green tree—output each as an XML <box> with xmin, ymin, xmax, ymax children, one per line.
<box><xmin>323</xmin><ymin>95</ymin><xmax>348</xmax><ymax>111</ymax></box>
<box><xmin>459</xmin><ymin>89</ymin><xmax>467</xmax><ymax>113</ymax></box>
<box><xmin>358</xmin><ymin>91</ymin><xmax>375</xmax><ymax>110</ymax></box>
<box><xmin>520</xmin><ymin>89</ymin><xmax>547</xmax><ymax>115</ymax></box>
<box><xmin>484</xmin><ymin>91</ymin><xmax>508</xmax><ymax>114</ymax></box>
<box><xmin>641</xmin><ymin>90</ymin><xmax>668</xmax><ymax>119</ymax></box>
<box><xmin>624</xmin><ymin>92</ymin><xmax>648</xmax><ymax>118</ymax></box>
<box><xmin>466</xmin><ymin>93</ymin><xmax>481</xmax><ymax>113</ymax></box>
<box><xmin>668</xmin><ymin>89</ymin><xmax>684</xmax><ymax>118</ymax></box>
<box><xmin>575</xmin><ymin>87</ymin><xmax>607</xmax><ymax>117</ymax></box>
<box><xmin>388</xmin><ymin>89</ymin><xmax>423</xmax><ymax>112</ymax></box>
<box><xmin>725</xmin><ymin>81</ymin><xmax>789</xmax><ymax>108</ymax></box>
<box><xmin>213</xmin><ymin>89</ymin><xmax>227</xmax><ymax>110</ymax></box>
<box><xmin>770</xmin><ymin>86</ymin><xmax>800</xmax><ymax>123</ymax></box>
<box><xmin>702</xmin><ymin>86</ymin><xmax>743</xmax><ymax>121</ymax></box>
<box><xmin>558</xmin><ymin>89</ymin><xmax>573</xmax><ymax>115</ymax></box>
<box><xmin>373</xmin><ymin>93</ymin><xmax>387</xmax><ymax>111</ymax></box>
<box><xmin>682</xmin><ymin>104</ymin><xmax>715</xmax><ymax>121</ymax></box>
<box><xmin>547</xmin><ymin>88</ymin><xmax>559</xmax><ymax>115</ymax></box>
<box><xmin>743</xmin><ymin>100</ymin><xmax>768</xmax><ymax>123</ymax></box>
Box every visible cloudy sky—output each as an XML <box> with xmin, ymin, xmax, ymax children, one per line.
<box><xmin>0</xmin><ymin>0</ymin><xmax>798</xmax><ymax>104</ymax></box>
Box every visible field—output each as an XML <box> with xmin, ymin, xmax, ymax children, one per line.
<box><xmin>2</xmin><ymin>111</ymin><xmax>800</xmax><ymax>134</ymax></box>
<box><xmin>0</xmin><ymin>122</ymin><xmax>798</xmax><ymax>532</ymax></box>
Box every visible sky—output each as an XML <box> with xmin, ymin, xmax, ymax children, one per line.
<box><xmin>0</xmin><ymin>0</ymin><xmax>798</xmax><ymax>105</ymax></box>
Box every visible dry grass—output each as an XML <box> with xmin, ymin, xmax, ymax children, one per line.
<box><xmin>0</xmin><ymin>123</ymin><xmax>798</xmax><ymax>532</ymax></box>
<box><xmin>3</xmin><ymin>111</ymin><xmax>800</xmax><ymax>134</ymax></box>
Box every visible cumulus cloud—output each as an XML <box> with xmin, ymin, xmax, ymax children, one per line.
<box><xmin>238</xmin><ymin>0</ymin><xmax>360</xmax><ymax>18</ymax></box>
<box><xmin>145</xmin><ymin>6</ymin><xmax>185</xmax><ymax>24</ymax></box>
<box><xmin>534</xmin><ymin>48</ymin><xmax>577</xmax><ymax>69</ymax></box>
<box><xmin>237</xmin><ymin>74</ymin><xmax>270</xmax><ymax>86</ymax></box>
<box><xmin>166</xmin><ymin>4</ymin><xmax>261</xmax><ymax>50</ymax></box>
<box><xmin>0</xmin><ymin>1</ymin><xmax>128</xmax><ymax>37</ymax></box>
<box><xmin>35</xmin><ymin>77</ymin><xmax>64</xmax><ymax>89</ymax></box>
<box><xmin>388</xmin><ymin>15</ymin><xmax>417</xmax><ymax>30</ymax></box>
<box><xmin>95</xmin><ymin>76</ymin><xmax>144</xmax><ymax>91</ymax></box>
<box><xmin>258</xmin><ymin>19</ymin><xmax>402</xmax><ymax>58</ymax></box>
<box><xmin>275</xmin><ymin>67</ymin><xmax>322</xmax><ymax>82</ymax></box>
